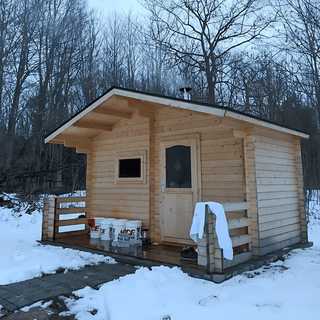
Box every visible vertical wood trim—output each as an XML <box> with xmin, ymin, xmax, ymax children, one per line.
<box><xmin>149</xmin><ymin>115</ymin><xmax>155</xmax><ymax>241</ymax></box>
<box><xmin>205</xmin><ymin>205</ymin><xmax>216</xmax><ymax>273</ymax></box>
<box><xmin>293</xmin><ymin>138</ymin><xmax>308</xmax><ymax>241</ymax></box>
<box><xmin>196</xmin><ymin>133</ymin><xmax>202</xmax><ymax>202</ymax></box>
<box><xmin>41</xmin><ymin>198</ymin><xmax>49</xmax><ymax>241</ymax></box>
<box><xmin>243</xmin><ymin>134</ymin><xmax>253</xmax><ymax>254</ymax></box>
<box><xmin>212</xmin><ymin>214</ymin><xmax>223</xmax><ymax>273</ymax></box>
<box><xmin>42</xmin><ymin>197</ymin><xmax>56</xmax><ymax>241</ymax></box>
<box><xmin>247</xmin><ymin>126</ymin><xmax>260</xmax><ymax>259</ymax></box>
<box><xmin>86</xmin><ymin>152</ymin><xmax>92</xmax><ymax>219</ymax></box>
<box><xmin>159</xmin><ymin>141</ymin><xmax>166</xmax><ymax>242</ymax></box>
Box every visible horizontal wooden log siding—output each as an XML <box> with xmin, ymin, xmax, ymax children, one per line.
<box><xmin>153</xmin><ymin>106</ymin><xmax>247</xmax><ymax>242</ymax></box>
<box><xmin>54</xmin><ymin>196</ymin><xmax>88</xmax><ymax>239</ymax></box>
<box><xmin>42</xmin><ymin>197</ymin><xmax>88</xmax><ymax>240</ymax></box>
<box><xmin>197</xmin><ymin>202</ymin><xmax>252</xmax><ymax>273</ymax></box>
<box><xmin>89</xmin><ymin>113</ymin><xmax>150</xmax><ymax>229</ymax></box>
<box><xmin>41</xmin><ymin>197</ymin><xmax>56</xmax><ymax>241</ymax></box>
<box><xmin>253</xmin><ymin>126</ymin><xmax>302</xmax><ymax>256</ymax></box>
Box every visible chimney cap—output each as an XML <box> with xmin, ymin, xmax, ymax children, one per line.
<box><xmin>179</xmin><ymin>87</ymin><xmax>192</xmax><ymax>92</ymax></box>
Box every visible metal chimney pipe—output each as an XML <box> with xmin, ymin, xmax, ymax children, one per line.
<box><xmin>179</xmin><ymin>87</ymin><xmax>192</xmax><ymax>100</ymax></box>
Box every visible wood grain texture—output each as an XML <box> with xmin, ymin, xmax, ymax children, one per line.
<box><xmin>253</xmin><ymin>126</ymin><xmax>302</xmax><ymax>255</ymax></box>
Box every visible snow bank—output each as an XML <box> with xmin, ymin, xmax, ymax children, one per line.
<box><xmin>65</xmin><ymin>245</ymin><xmax>320</xmax><ymax>320</ymax></box>
<box><xmin>0</xmin><ymin>203</ymin><xmax>116</xmax><ymax>286</ymax></box>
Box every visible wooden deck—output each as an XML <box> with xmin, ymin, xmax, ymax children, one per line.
<box><xmin>53</xmin><ymin>233</ymin><xmax>204</xmax><ymax>269</ymax></box>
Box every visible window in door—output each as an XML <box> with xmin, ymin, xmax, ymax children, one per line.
<box><xmin>165</xmin><ymin>145</ymin><xmax>191</xmax><ymax>188</ymax></box>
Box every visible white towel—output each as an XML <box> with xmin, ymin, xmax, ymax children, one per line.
<box><xmin>190</xmin><ymin>202</ymin><xmax>233</xmax><ymax>260</ymax></box>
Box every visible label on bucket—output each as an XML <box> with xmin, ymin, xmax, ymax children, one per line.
<box><xmin>90</xmin><ymin>225</ymin><xmax>99</xmax><ymax>232</ymax></box>
<box><xmin>125</xmin><ymin>229</ymin><xmax>135</xmax><ymax>241</ymax></box>
<box><xmin>119</xmin><ymin>229</ymin><xmax>130</xmax><ymax>242</ymax></box>
<box><xmin>88</xmin><ymin>219</ymin><xmax>95</xmax><ymax>228</ymax></box>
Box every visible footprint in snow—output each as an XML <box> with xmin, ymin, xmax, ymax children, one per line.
<box><xmin>199</xmin><ymin>295</ymin><xmax>219</xmax><ymax>307</ymax></box>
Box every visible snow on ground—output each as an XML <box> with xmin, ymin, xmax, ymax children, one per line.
<box><xmin>0</xmin><ymin>196</ymin><xmax>116</xmax><ymax>287</ymax></box>
<box><xmin>0</xmin><ymin>193</ymin><xmax>320</xmax><ymax>319</ymax></box>
<box><xmin>62</xmin><ymin>198</ymin><xmax>320</xmax><ymax>320</ymax></box>
<box><xmin>62</xmin><ymin>240</ymin><xmax>320</xmax><ymax>320</ymax></box>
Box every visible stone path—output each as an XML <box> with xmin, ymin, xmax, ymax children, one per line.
<box><xmin>0</xmin><ymin>262</ymin><xmax>137</xmax><ymax>317</ymax></box>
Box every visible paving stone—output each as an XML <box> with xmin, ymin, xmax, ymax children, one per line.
<box><xmin>48</xmin><ymin>288</ymin><xmax>70</xmax><ymax>296</ymax></box>
<box><xmin>30</xmin><ymin>279</ymin><xmax>56</xmax><ymax>288</ymax></box>
<box><xmin>255</xmin><ymin>261</ymin><xmax>264</xmax><ymax>268</ymax></box>
<box><xmin>3</xmin><ymin>302</ymin><xmax>18</xmax><ymax>311</ymax></box>
<box><xmin>37</xmin><ymin>274</ymin><xmax>60</xmax><ymax>282</ymax></box>
<box><xmin>7</xmin><ymin>295</ymin><xmax>24</xmax><ymax>303</ymax></box>
<box><xmin>12</xmin><ymin>298</ymin><xmax>33</xmax><ymax>308</ymax></box>
<box><xmin>48</xmin><ymin>284</ymin><xmax>69</xmax><ymax>291</ymax></box>
<box><xmin>25</xmin><ymin>291</ymin><xmax>52</xmax><ymax>303</ymax></box>
<box><xmin>0</xmin><ymin>290</ymin><xmax>15</xmax><ymax>299</ymax></box>
<box><xmin>224</xmin><ymin>273</ymin><xmax>231</xmax><ymax>280</ymax></box>
<box><xmin>3</xmin><ymin>286</ymin><xmax>26</xmax><ymax>295</ymax></box>
<box><xmin>243</xmin><ymin>265</ymin><xmax>250</xmax><ymax>272</ymax></box>
<box><xmin>0</xmin><ymin>288</ymin><xmax>11</xmax><ymax>295</ymax></box>
<box><xmin>17</xmin><ymin>287</ymin><xmax>39</xmax><ymax>296</ymax></box>
<box><xmin>211</xmin><ymin>274</ymin><xmax>226</xmax><ymax>283</ymax></box>
<box><xmin>0</xmin><ymin>298</ymin><xmax>10</xmax><ymax>306</ymax></box>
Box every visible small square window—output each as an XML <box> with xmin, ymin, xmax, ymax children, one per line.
<box><xmin>115</xmin><ymin>151</ymin><xmax>147</xmax><ymax>184</ymax></box>
<box><xmin>119</xmin><ymin>158</ymin><xmax>141</xmax><ymax>178</ymax></box>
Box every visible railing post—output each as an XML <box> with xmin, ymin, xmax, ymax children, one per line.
<box><xmin>41</xmin><ymin>197</ymin><xmax>56</xmax><ymax>241</ymax></box>
<box><xmin>197</xmin><ymin>205</ymin><xmax>214</xmax><ymax>272</ymax></box>
<box><xmin>205</xmin><ymin>205</ymin><xmax>215</xmax><ymax>273</ymax></box>
<box><xmin>212</xmin><ymin>215</ymin><xmax>224</xmax><ymax>274</ymax></box>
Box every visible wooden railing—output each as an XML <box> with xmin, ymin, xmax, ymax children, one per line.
<box><xmin>42</xmin><ymin>196</ymin><xmax>88</xmax><ymax>241</ymax></box>
<box><xmin>197</xmin><ymin>201</ymin><xmax>252</xmax><ymax>274</ymax></box>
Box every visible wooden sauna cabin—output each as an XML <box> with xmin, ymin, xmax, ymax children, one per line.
<box><xmin>42</xmin><ymin>87</ymin><xmax>309</xmax><ymax>273</ymax></box>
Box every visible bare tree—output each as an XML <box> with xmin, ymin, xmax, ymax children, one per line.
<box><xmin>274</xmin><ymin>0</ymin><xmax>320</xmax><ymax>126</ymax></box>
<box><xmin>141</xmin><ymin>0</ymin><xmax>274</xmax><ymax>104</ymax></box>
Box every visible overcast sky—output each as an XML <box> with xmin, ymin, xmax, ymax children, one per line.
<box><xmin>87</xmin><ymin>0</ymin><xmax>146</xmax><ymax>15</ymax></box>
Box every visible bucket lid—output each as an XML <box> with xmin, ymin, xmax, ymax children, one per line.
<box><xmin>93</xmin><ymin>217</ymin><xmax>105</xmax><ymax>221</ymax></box>
<box><xmin>113</xmin><ymin>219</ymin><xmax>127</xmax><ymax>226</ymax></box>
<box><xmin>101</xmin><ymin>219</ymin><xmax>116</xmax><ymax>226</ymax></box>
<box><xmin>125</xmin><ymin>220</ymin><xmax>142</xmax><ymax>226</ymax></box>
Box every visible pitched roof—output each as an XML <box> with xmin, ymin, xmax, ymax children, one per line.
<box><xmin>45</xmin><ymin>86</ymin><xmax>309</xmax><ymax>143</ymax></box>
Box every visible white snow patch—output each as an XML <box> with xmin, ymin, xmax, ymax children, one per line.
<box><xmin>64</xmin><ymin>249</ymin><xmax>320</xmax><ymax>320</ymax></box>
<box><xmin>0</xmin><ymin>198</ymin><xmax>116</xmax><ymax>286</ymax></box>
<box><xmin>20</xmin><ymin>300</ymin><xmax>53</xmax><ymax>312</ymax></box>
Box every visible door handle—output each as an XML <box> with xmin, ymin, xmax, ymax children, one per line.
<box><xmin>162</xmin><ymin>181</ymin><xmax>165</xmax><ymax>193</ymax></box>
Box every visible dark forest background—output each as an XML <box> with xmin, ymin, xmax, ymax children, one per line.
<box><xmin>0</xmin><ymin>0</ymin><xmax>319</xmax><ymax>207</ymax></box>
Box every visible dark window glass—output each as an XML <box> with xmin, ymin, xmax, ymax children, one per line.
<box><xmin>119</xmin><ymin>158</ymin><xmax>141</xmax><ymax>178</ymax></box>
<box><xmin>166</xmin><ymin>145</ymin><xmax>191</xmax><ymax>188</ymax></box>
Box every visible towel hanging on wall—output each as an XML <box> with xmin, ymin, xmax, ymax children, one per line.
<box><xmin>190</xmin><ymin>202</ymin><xmax>233</xmax><ymax>260</ymax></box>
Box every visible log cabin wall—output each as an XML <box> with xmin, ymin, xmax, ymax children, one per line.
<box><xmin>152</xmin><ymin>106</ymin><xmax>247</xmax><ymax>242</ymax></box>
<box><xmin>253</xmin><ymin>126</ymin><xmax>303</xmax><ymax>256</ymax></box>
<box><xmin>88</xmin><ymin>111</ymin><xmax>151</xmax><ymax>228</ymax></box>
<box><xmin>244</xmin><ymin>125</ymin><xmax>259</xmax><ymax>259</ymax></box>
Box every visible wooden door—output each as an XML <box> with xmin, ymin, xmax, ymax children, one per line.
<box><xmin>160</xmin><ymin>138</ymin><xmax>199</xmax><ymax>245</ymax></box>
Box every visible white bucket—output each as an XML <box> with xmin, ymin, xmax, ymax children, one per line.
<box><xmin>112</xmin><ymin>219</ymin><xmax>127</xmax><ymax>242</ymax></box>
<box><xmin>125</xmin><ymin>220</ymin><xmax>142</xmax><ymax>244</ymax></box>
<box><xmin>89</xmin><ymin>217</ymin><xmax>105</xmax><ymax>239</ymax></box>
<box><xmin>100</xmin><ymin>218</ymin><xmax>116</xmax><ymax>241</ymax></box>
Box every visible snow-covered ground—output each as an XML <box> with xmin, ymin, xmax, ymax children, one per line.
<box><xmin>0</xmin><ymin>193</ymin><xmax>320</xmax><ymax>319</ymax></box>
<box><xmin>0</xmin><ymin>197</ymin><xmax>116</xmax><ymax>286</ymax></box>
